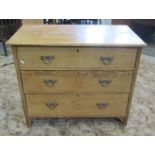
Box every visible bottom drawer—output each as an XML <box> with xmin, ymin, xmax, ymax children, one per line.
<box><xmin>26</xmin><ymin>94</ymin><xmax>129</xmax><ymax>118</ymax></box>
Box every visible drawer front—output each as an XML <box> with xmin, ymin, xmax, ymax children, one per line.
<box><xmin>22</xmin><ymin>71</ymin><xmax>133</xmax><ymax>93</ymax></box>
<box><xmin>18</xmin><ymin>47</ymin><xmax>137</xmax><ymax>70</ymax></box>
<box><xmin>26</xmin><ymin>94</ymin><xmax>128</xmax><ymax>117</ymax></box>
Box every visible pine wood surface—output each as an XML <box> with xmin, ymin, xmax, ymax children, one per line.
<box><xmin>21</xmin><ymin>70</ymin><xmax>133</xmax><ymax>94</ymax></box>
<box><xmin>17</xmin><ymin>47</ymin><xmax>137</xmax><ymax>70</ymax></box>
<box><xmin>7</xmin><ymin>25</ymin><xmax>147</xmax><ymax>47</ymax></box>
<box><xmin>7</xmin><ymin>25</ymin><xmax>146</xmax><ymax>126</ymax></box>
<box><xmin>26</xmin><ymin>94</ymin><xmax>129</xmax><ymax>117</ymax></box>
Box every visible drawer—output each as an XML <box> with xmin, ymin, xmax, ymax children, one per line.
<box><xmin>26</xmin><ymin>94</ymin><xmax>129</xmax><ymax>117</ymax></box>
<box><xmin>17</xmin><ymin>47</ymin><xmax>137</xmax><ymax>70</ymax></box>
<box><xmin>21</xmin><ymin>71</ymin><xmax>133</xmax><ymax>93</ymax></box>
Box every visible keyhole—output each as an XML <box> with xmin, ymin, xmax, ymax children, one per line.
<box><xmin>76</xmin><ymin>49</ymin><xmax>79</xmax><ymax>53</ymax></box>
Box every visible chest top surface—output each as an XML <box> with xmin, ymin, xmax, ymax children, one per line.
<box><xmin>7</xmin><ymin>25</ymin><xmax>146</xmax><ymax>47</ymax></box>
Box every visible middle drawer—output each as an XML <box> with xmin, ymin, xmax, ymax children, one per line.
<box><xmin>21</xmin><ymin>71</ymin><xmax>133</xmax><ymax>93</ymax></box>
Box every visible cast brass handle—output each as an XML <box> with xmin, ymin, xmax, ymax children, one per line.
<box><xmin>100</xmin><ymin>57</ymin><xmax>113</xmax><ymax>65</ymax></box>
<box><xmin>98</xmin><ymin>80</ymin><xmax>112</xmax><ymax>87</ymax></box>
<box><xmin>43</xmin><ymin>80</ymin><xmax>57</xmax><ymax>87</ymax></box>
<box><xmin>40</xmin><ymin>56</ymin><xmax>55</xmax><ymax>64</ymax></box>
<box><xmin>96</xmin><ymin>102</ymin><xmax>108</xmax><ymax>109</ymax></box>
<box><xmin>46</xmin><ymin>102</ymin><xmax>58</xmax><ymax>109</ymax></box>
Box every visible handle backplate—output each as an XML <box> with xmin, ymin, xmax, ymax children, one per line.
<box><xmin>46</xmin><ymin>102</ymin><xmax>58</xmax><ymax>109</ymax></box>
<box><xmin>98</xmin><ymin>80</ymin><xmax>112</xmax><ymax>87</ymax></box>
<box><xmin>100</xmin><ymin>57</ymin><xmax>113</xmax><ymax>65</ymax></box>
<box><xmin>40</xmin><ymin>56</ymin><xmax>55</xmax><ymax>64</ymax></box>
<box><xmin>43</xmin><ymin>80</ymin><xmax>57</xmax><ymax>87</ymax></box>
<box><xmin>96</xmin><ymin>102</ymin><xmax>108</xmax><ymax>109</ymax></box>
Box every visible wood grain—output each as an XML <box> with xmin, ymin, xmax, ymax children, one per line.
<box><xmin>9</xmin><ymin>25</ymin><xmax>146</xmax><ymax>126</ymax></box>
<box><xmin>26</xmin><ymin>94</ymin><xmax>129</xmax><ymax>117</ymax></box>
<box><xmin>17</xmin><ymin>47</ymin><xmax>137</xmax><ymax>70</ymax></box>
<box><xmin>123</xmin><ymin>48</ymin><xmax>142</xmax><ymax>125</ymax></box>
<box><xmin>21</xmin><ymin>70</ymin><xmax>133</xmax><ymax>94</ymax></box>
<box><xmin>22</xmin><ymin>19</ymin><xmax>43</xmax><ymax>25</ymax></box>
<box><xmin>11</xmin><ymin>47</ymin><xmax>31</xmax><ymax>126</ymax></box>
<box><xmin>7</xmin><ymin>25</ymin><xmax>147</xmax><ymax>47</ymax></box>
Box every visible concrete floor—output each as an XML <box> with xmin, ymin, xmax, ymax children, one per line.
<box><xmin>143</xmin><ymin>44</ymin><xmax>155</xmax><ymax>57</ymax></box>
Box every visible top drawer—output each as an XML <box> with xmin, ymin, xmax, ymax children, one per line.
<box><xmin>17</xmin><ymin>47</ymin><xmax>137</xmax><ymax>70</ymax></box>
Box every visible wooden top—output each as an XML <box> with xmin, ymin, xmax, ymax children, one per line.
<box><xmin>7</xmin><ymin>25</ymin><xmax>147</xmax><ymax>47</ymax></box>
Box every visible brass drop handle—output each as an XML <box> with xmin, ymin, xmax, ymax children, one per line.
<box><xmin>96</xmin><ymin>102</ymin><xmax>108</xmax><ymax>109</ymax></box>
<box><xmin>99</xmin><ymin>80</ymin><xmax>112</xmax><ymax>87</ymax></box>
<box><xmin>46</xmin><ymin>102</ymin><xmax>58</xmax><ymax>109</ymax></box>
<box><xmin>40</xmin><ymin>56</ymin><xmax>55</xmax><ymax>64</ymax></box>
<box><xmin>100</xmin><ymin>57</ymin><xmax>113</xmax><ymax>65</ymax></box>
<box><xmin>43</xmin><ymin>80</ymin><xmax>57</xmax><ymax>87</ymax></box>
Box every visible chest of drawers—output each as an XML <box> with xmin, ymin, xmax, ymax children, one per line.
<box><xmin>7</xmin><ymin>25</ymin><xmax>146</xmax><ymax>126</ymax></box>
